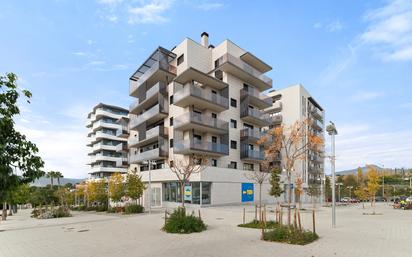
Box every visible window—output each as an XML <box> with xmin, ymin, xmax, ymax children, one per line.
<box><xmin>243</xmin><ymin>163</ymin><xmax>254</xmax><ymax>171</ymax></box>
<box><xmin>169</xmin><ymin>95</ymin><xmax>174</xmax><ymax>104</ymax></box>
<box><xmin>169</xmin><ymin>139</ymin><xmax>173</xmax><ymax>148</ymax></box>
<box><xmin>169</xmin><ymin>117</ymin><xmax>173</xmax><ymax>126</ymax></box>
<box><xmin>177</xmin><ymin>54</ymin><xmax>184</xmax><ymax>65</ymax></box>
<box><xmin>230</xmin><ymin>98</ymin><xmax>237</xmax><ymax>108</ymax></box>
<box><xmin>215</xmin><ymin>70</ymin><xmax>223</xmax><ymax>80</ymax></box>
<box><xmin>194</xmin><ymin>134</ymin><xmax>202</xmax><ymax>144</ymax></box>
<box><xmin>169</xmin><ymin>160</ymin><xmax>174</xmax><ymax>168</ymax></box>
<box><xmin>212</xmin><ymin>136</ymin><xmax>217</xmax><ymax>143</ymax></box>
<box><xmin>230</xmin><ymin>140</ymin><xmax>237</xmax><ymax>149</ymax></box>
<box><xmin>230</xmin><ymin>119</ymin><xmax>237</xmax><ymax>129</ymax></box>
<box><xmin>211</xmin><ymin>113</ymin><xmax>217</xmax><ymax>119</ymax></box>
<box><xmin>211</xmin><ymin>159</ymin><xmax>217</xmax><ymax>167</ymax></box>
<box><xmin>244</xmin><ymin>123</ymin><xmax>254</xmax><ymax>130</ymax></box>
<box><xmin>214</xmin><ymin>59</ymin><xmax>220</xmax><ymax>68</ymax></box>
<box><xmin>229</xmin><ymin>161</ymin><xmax>237</xmax><ymax>169</ymax></box>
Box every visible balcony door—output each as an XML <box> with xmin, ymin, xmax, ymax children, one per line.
<box><xmin>211</xmin><ymin>136</ymin><xmax>217</xmax><ymax>152</ymax></box>
<box><xmin>193</xmin><ymin>110</ymin><xmax>202</xmax><ymax>123</ymax></box>
<box><xmin>211</xmin><ymin>113</ymin><xmax>217</xmax><ymax>127</ymax></box>
<box><xmin>193</xmin><ymin>134</ymin><xmax>202</xmax><ymax>147</ymax></box>
<box><xmin>211</xmin><ymin>90</ymin><xmax>217</xmax><ymax>102</ymax></box>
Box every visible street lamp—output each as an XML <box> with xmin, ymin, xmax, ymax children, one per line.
<box><xmin>404</xmin><ymin>177</ymin><xmax>412</xmax><ymax>189</ymax></box>
<box><xmin>326</xmin><ymin>121</ymin><xmax>338</xmax><ymax>228</ymax></box>
<box><xmin>336</xmin><ymin>182</ymin><xmax>343</xmax><ymax>202</ymax></box>
<box><xmin>142</xmin><ymin>160</ymin><xmax>156</xmax><ymax>214</ymax></box>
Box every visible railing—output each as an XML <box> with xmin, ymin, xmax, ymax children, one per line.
<box><xmin>241</xmin><ymin>149</ymin><xmax>264</xmax><ymax>160</ymax></box>
<box><xmin>128</xmin><ymin>136</ymin><xmax>139</xmax><ymax>147</ymax></box>
<box><xmin>268</xmin><ymin>115</ymin><xmax>283</xmax><ymax>124</ymax></box>
<box><xmin>115</xmin><ymin>126</ymin><xmax>128</xmax><ymax>137</ymax></box>
<box><xmin>174</xmin><ymin>83</ymin><xmax>229</xmax><ymax>108</ymax></box>
<box><xmin>240</xmin><ymin>88</ymin><xmax>272</xmax><ymax>105</ymax></box>
<box><xmin>115</xmin><ymin>143</ymin><xmax>127</xmax><ymax>152</ymax></box>
<box><xmin>215</xmin><ymin>53</ymin><xmax>272</xmax><ymax>86</ymax></box>
<box><xmin>174</xmin><ymin>111</ymin><xmax>229</xmax><ymax>131</ymax></box>
<box><xmin>129</xmin><ymin>82</ymin><xmax>166</xmax><ymax>111</ymax></box>
<box><xmin>129</xmin><ymin>103</ymin><xmax>168</xmax><ymax>129</ymax></box>
<box><xmin>129</xmin><ymin>61</ymin><xmax>176</xmax><ymax>95</ymax></box>
<box><xmin>129</xmin><ymin>143</ymin><xmax>168</xmax><ymax>163</ymax></box>
<box><xmin>241</xmin><ymin>107</ymin><xmax>270</xmax><ymax>121</ymax></box>
<box><xmin>175</xmin><ymin>140</ymin><xmax>229</xmax><ymax>155</ymax></box>
<box><xmin>138</xmin><ymin>125</ymin><xmax>168</xmax><ymax>142</ymax></box>
<box><xmin>240</xmin><ymin>128</ymin><xmax>265</xmax><ymax>139</ymax></box>
<box><xmin>92</xmin><ymin>120</ymin><xmax>121</xmax><ymax>131</ymax></box>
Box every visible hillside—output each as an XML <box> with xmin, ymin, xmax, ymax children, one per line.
<box><xmin>337</xmin><ymin>165</ymin><xmax>383</xmax><ymax>176</ymax></box>
<box><xmin>31</xmin><ymin>177</ymin><xmax>85</xmax><ymax>187</ymax></box>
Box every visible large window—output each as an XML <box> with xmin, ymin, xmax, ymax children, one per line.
<box><xmin>230</xmin><ymin>119</ymin><xmax>237</xmax><ymax>128</ymax></box>
<box><xmin>202</xmin><ymin>182</ymin><xmax>211</xmax><ymax>205</ymax></box>
<box><xmin>230</xmin><ymin>98</ymin><xmax>237</xmax><ymax>108</ymax></box>
<box><xmin>163</xmin><ymin>182</ymin><xmax>212</xmax><ymax>205</ymax></box>
<box><xmin>177</xmin><ymin>54</ymin><xmax>184</xmax><ymax>66</ymax></box>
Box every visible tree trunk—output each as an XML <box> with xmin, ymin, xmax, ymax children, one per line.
<box><xmin>8</xmin><ymin>204</ymin><xmax>13</xmax><ymax>216</ymax></box>
<box><xmin>180</xmin><ymin>181</ymin><xmax>185</xmax><ymax>208</ymax></box>
<box><xmin>287</xmin><ymin>175</ymin><xmax>292</xmax><ymax>225</ymax></box>
<box><xmin>2</xmin><ymin>202</ymin><xmax>7</xmax><ymax>221</ymax></box>
<box><xmin>259</xmin><ymin>183</ymin><xmax>262</xmax><ymax>212</ymax></box>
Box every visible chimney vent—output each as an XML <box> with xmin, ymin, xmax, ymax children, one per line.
<box><xmin>201</xmin><ymin>32</ymin><xmax>209</xmax><ymax>47</ymax></box>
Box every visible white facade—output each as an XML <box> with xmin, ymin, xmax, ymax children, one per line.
<box><xmin>86</xmin><ymin>103</ymin><xmax>129</xmax><ymax>178</ymax></box>
<box><xmin>266</xmin><ymin>84</ymin><xmax>325</xmax><ymax>203</ymax></box>
<box><xmin>127</xmin><ymin>33</ymin><xmax>324</xmax><ymax>207</ymax></box>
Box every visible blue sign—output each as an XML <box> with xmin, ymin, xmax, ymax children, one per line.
<box><xmin>241</xmin><ymin>183</ymin><xmax>254</xmax><ymax>202</ymax></box>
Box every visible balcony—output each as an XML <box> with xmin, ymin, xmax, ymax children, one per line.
<box><xmin>94</xmin><ymin>109</ymin><xmax>126</xmax><ymax>121</ymax></box>
<box><xmin>130</xmin><ymin>82</ymin><xmax>167</xmax><ymax>114</ymax></box>
<box><xmin>131</xmin><ymin>125</ymin><xmax>168</xmax><ymax>148</ymax></box>
<box><xmin>90</xmin><ymin>142</ymin><xmax>117</xmax><ymax>153</ymax></box>
<box><xmin>174</xmin><ymin>140</ymin><xmax>229</xmax><ymax>156</ymax></box>
<box><xmin>174</xmin><ymin>83</ymin><xmax>229</xmax><ymax>112</ymax></box>
<box><xmin>265</xmin><ymin>101</ymin><xmax>282</xmax><ymax>114</ymax></box>
<box><xmin>174</xmin><ymin>112</ymin><xmax>229</xmax><ymax>134</ymax></box>
<box><xmin>90</xmin><ymin>153</ymin><xmax>121</xmax><ymax>164</ymax></box>
<box><xmin>240</xmin><ymin>88</ymin><xmax>272</xmax><ymax>109</ymax></box>
<box><xmin>129</xmin><ymin>103</ymin><xmax>168</xmax><ymax>130</ymax></box>
<box><xmin>268</xmin><ymin>115</ymin><xmax>283</xmax><ymax>125</ymax></box>
<box><xmin>240</xmin><ymin>148</ymin><xmax>265</xmax><ymax>161</ymax></box>
<box><xmin>311</xmin><ymin>119</ymin><xmax>323</xmax><ymax>131</ymax></box>
<box><xmin>310</xmin><ymin>107</ymin><xmax>323</xmax><ymax>121</ymax></box>
<box><xmin>116</xmin><ymin>142</ymin><xmax>128</xmax><ymax>153</ymax></box>
<box><xmin>116</xmin><ymin>125</ymin><xmax>129</xmax><ymax>138</ymax></box>
<box><xmin>92</xmin><ymin>131</ymin><xmax>127</xmax><ymax>143</ymax></box>
<box><xmin>128</xmin><ymin>136</ymin><xmax>139</xmax><ymax>148</ymax></box>
<box><xmin>92</xmin><ymin>120</ymin><xmax>121</xmax><ymax>132</ymax></box>
<box><xmin>90</xmin><ymin>166</ymin><xmax>127</xmax><ymax>174</ymax></box>
<box><xmin>129</xmin><ymin>145</ymin><xmax>168</xmax><ymax>164</ymax></box>
<box><xmin>213</xmin><ymin>53</ymin><xmax>272</xmax><ymax>91</ymax></box>
<box><xmin>129</xmin><ymin>61</ymin><xmax>176</xmax><ymax>97</ymax></box>
<box><xmin>116</xmin><ymin>157</ymin><xmax>128</xmax><ymax>168</ymax></box>
<box><xmin>240</xmin><ymin>107</ymin><xmax>270</xmax><ymax>127</ymax></box>
<box><xmin>240</xmin><ymin>128</ymin><xmax>271</xmax><ymax>144</ymax></box>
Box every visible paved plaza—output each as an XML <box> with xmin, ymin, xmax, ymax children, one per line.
<box><xmin>0</xmin><ymin>203</ymin><xmax>410</xmax><ymax>257</ymax></box>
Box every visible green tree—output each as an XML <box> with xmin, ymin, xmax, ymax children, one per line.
<box><xmin>125</xmin><ymin>171</ymin><xmax>145</xmax><ymax>205</ymax></box>
<box><xmin>324</xmin><ymin>176</ymin><xmax>332</xmax><ymax>202</ymax></box>
<box><xmin>55</xmin><ymin>171</ymin><xmax>63</xmax><ymax>186</ymax></box>
<box><xmin>1</xmin><ymin>73</ymin><xmax>44</xmax><ymax>221</ymax></box>
<box><xmin>108</xmin><ymin>173</ymin><xmax>124</xmax><ymax>203</ymax></box>
<box><xmin>11</xmin><ymin>184</ymin><xmax>31</xmax><ymax>206</ymax></box>
<box><xmin>268</xmin><ymin>167</ymin><xmax>283</xmax><ymax>201</ymax></box>
<box><xmin>367</xmin><ymin>166</ymin><xmax>380</xmax><ymax>211</ymax></box>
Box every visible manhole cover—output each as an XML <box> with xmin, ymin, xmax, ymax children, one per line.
<box><xmin>78</xmin><ymin>229</ymin><xmax>89</xmax><ymax>232</ymax></box>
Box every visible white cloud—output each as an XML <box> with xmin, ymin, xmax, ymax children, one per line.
<box><xmin>313</xmin><ymin>22</ymin><xmax>322</xmax><ymax>29</ymax></box>
<box><xmin>198</xmin><ymin>2</ymin><xmax>223</xmax><ymax>11</ymax></box>
<box><xmin>327</xmin><ymin>20</ymin><xmax>344</xmax><ymax>32</ymax></box>
<box><xmin>72</xmin><ymin>51</ymin><xmax>86</xmax><ymax>56</ymax></box>
<box><xmin>350</xmin><ymin>90</ymin><xmax>383</xmax><ymax>101</ymax></box>
<box><xmin>128</xmin><ymin>0</ymin><xmax>173</xmax><ymax>24</ymax></box>
<box><xmin>325</xmin><ymin>123</ymin><xmax>412</xmax><ymax>172</ymax></box>
<box><xmin>87</xmin><ymin>39</ymin><xmax>94</xmax><ymax>45</ymax></box>
<box><xmin>107</xmin><ymin>15</ymin><xmax>118</xmax><ymax>22</ymax></box>
<box><xmin>361</xmin><ymin>0</ymin><xmax>412</xmax><ymax>61</ymax></box>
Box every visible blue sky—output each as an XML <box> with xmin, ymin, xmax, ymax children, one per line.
<box><xmin>1</xmin><ymin>0</ymin><xmax>411</xmax><ymax>178</ymax></box>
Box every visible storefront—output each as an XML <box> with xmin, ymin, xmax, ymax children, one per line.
<box><xmin>162</xmin><ymin>182</ymin><xmax>212</xmax><ymax>205</ymax></box>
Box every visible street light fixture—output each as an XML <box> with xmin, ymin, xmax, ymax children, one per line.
<box><xmin>142</xmin><ymin>160</ymin><xmax>156</xmax><ymax>214</ymax></box>
<box><xmin>326</xmin><ymin>121</ymin><xmax>338</xmax><ymax>228</ymax></box>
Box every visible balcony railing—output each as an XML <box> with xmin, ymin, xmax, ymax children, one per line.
<box><xmin>174</xmin><ymin>140</ymin><xmax>229</xmax><ymax>155</ymax></box>
<box><xmin>129</xmin><ymin>61</ymin><xmax>176</xmax><ymax>95</ymax></box>
<box><xmin>174</xmin><ymin>111</ymin><xmax>229</xmax><ymax>132</ymax></box>
<box><xmin>174</xmin><ymin>83</ymin><xmax>229</xmax><ymax>109</ymax></box>
<box><xmin>129</xmin><ymin>82</ymin><xmax>166</xmax><ymax>112</ymax></box>
<box><xmin>268</xmin><ymin>115</ymin><xmax>283</xmax><ymax>124</ymax></box>
<box><xmin>215</xmin><ymin>53</ymin><xmax>272</xmax><ymax>87</ymax></box>
<box><xmin>241</xmin><ymin>149</ymin><xmax>265</xmax><ymax>160</ymax></box>
<box><xmin>240</xmin><ymin>88</ymin><xmax>272</xmax><ymax>105</ymax></box>
<box><xmin>129</xmin><ymin>103</ymin><xmax>168</xmax><ymax>129</ymax></box>
<box><xmin>115</xmin><ymin>143</ymin><xmax>128</xmax><ymax>153</ymax></box>
<box><xmin>129</xmin><ymin>144</ymin><xmax>168</xmax><ymax>163</ymax></box>
<box><xmin>240</xmin><ymin>128</ymin><xmax>271</xmax><ymax>143</ymax></box>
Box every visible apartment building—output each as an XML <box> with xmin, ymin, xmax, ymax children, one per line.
<box><xmin>86</xmin><ymin>103</ymin><xmax>129</xmax><ymax>178</ymax></box>
<box><xmin>127</xmin><ymin>33</ymin><xmax>280</xmax><ymax>207</ymax></box>
<box><xmin>266</xmin><ymin>84</ymin><xmax>325</xmax><ymax>203</ymax></box>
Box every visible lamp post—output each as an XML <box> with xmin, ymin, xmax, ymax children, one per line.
<box><xmin>326</xmin><ymin>121</ymin><xmax>338</xmax><ymax>228</ymax></box>
<box><xmin>379</xmin><ymin>164</ymin><xmax>385</xmax><ymax>199</ymax></box>
<box><xmin>143</xmin><ymin>160</ymin><xmax>156</xmax><ymax>214</ymax></box>
<box><xmin>336</xmin><ymin>182</ymin><xmax>343</xmax><ymax>202</ymax></box>
<box><xmin>405</xmin><ymin>177</ymin><xmax>412</xmax><ymax>189</ymax></box>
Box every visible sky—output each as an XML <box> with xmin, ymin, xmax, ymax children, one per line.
<box><xmin>1</xmin><ymin>0</ymin><xmax>411</xmax><ymax>178</ymax></box>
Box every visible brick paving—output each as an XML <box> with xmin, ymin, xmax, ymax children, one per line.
<box><xmin>0</xmin><ymin>203</ymin><xmax>410</xmax><ymax>257</ymax></box>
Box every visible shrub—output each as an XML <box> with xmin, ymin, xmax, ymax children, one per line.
<box><xmin>163</xmin><ymin>207</ymin><xmax>207</xmax><ymax>234</ymax></box>
<box><xmin>124</xmin><ymin>204</ymin><xmax>144</xmax><ymax>214</ymax></box>
<box><xmin>262</xmin><ymin>225</ymin><xmax>318</xmax><ymax>245</ymax></box>
<box><xmin>96</xmin><ymin>205</ymin><xmax>108</xmax><ymax>212</ymax></box>
<box><xmin>32</xmin><ymin>206</ymin><xmax>71</xmax><ymax>219</ymax></box>
<box><xmin>238</xmin><ymin>220</ymin><xmax>279</xmax><ymax>229</ymax></box>
<box><xmin>107</xmin><ymin>207</ymin><xmax>116</xmax><ymax>213</ymax></box>
<box><xmin>53</xmin><ymin>206</ymin><xmax>71</xmax><ymax>218</ymax></box>
<box><xmin>86</xmin><ymin>206</ymin><xmax>96</xmax><ymax>211</ymax></box>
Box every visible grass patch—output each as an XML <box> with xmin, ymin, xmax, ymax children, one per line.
<box><xmin>262</xmin><ymin>225</ymin><xmax>318</xmax><ymax>245</ymax></box>
<box><xmin>163</xmin><ymin>207</ymin><xmax>207</xmax><ymax>234</ymax></box>
<box><xmin>238</xmin><ymin>219</ymin><xmax>279</xmax><ymax>229</ymax></box>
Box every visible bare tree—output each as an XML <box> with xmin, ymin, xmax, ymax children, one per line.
<box><xmin>258</xmin><ymin>119</ymin><xmax>324</xmax><ymax>225</ymax></box>
<box><xmin>168</xmin><ymin>154</ymin><xmax>208</xmax><ymax>207</ymax></box>
<box><xmin>244</xmin><ymin>159</ymin><xmax>271</xmax><ymax>216</ymax></box>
